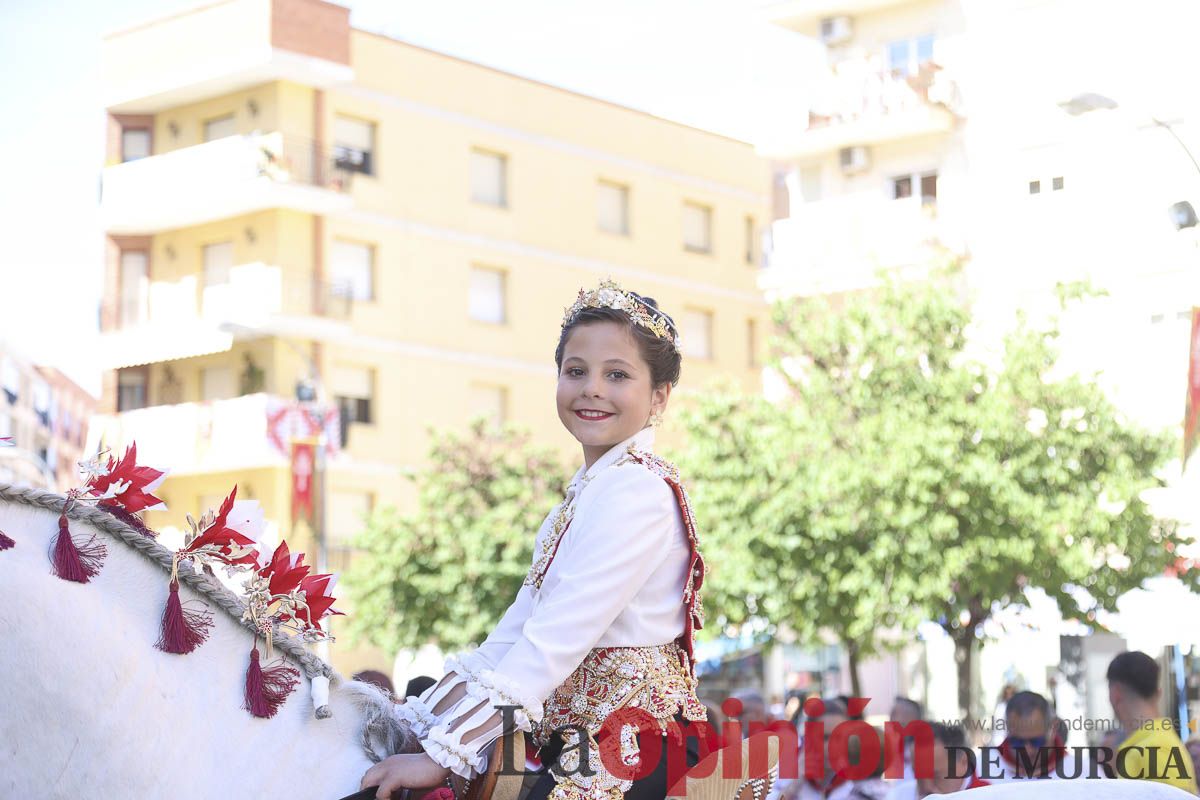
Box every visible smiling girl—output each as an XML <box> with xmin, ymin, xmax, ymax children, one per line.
<box><xmin>361</xmin><ymin>279</ymin><xmax>707</xmax><ymax>800</ymax></box>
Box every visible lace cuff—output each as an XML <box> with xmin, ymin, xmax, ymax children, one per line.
<box><xmin>418</xmin><ymin>662</ymin><xmax>543</xmax><ymax>778</ymax></box>
<box><xmin>394</xmin><ymin>694</ymin><xmax>437</xmax><ymax>738</ymax></box>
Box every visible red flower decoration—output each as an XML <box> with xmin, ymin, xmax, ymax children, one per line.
<box><xmin>86</xmin><ymin>442</ymin><xmax>167</xmax><ymax>513</ymax></box>
<box><xmin>178</xmin><ymin>486</ymin><xmax>259</xmax><ymax>568</ymax></box>
<box><xmin>256</xmin><ymin>541</ymin><xmax>342</xmax><ymax>632</ymax></box>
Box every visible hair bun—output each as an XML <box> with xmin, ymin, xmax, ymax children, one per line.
<box><xmin>638</xmin><ymin>295</ymin><xmax>659</xmax><ymax>309</ymax></box>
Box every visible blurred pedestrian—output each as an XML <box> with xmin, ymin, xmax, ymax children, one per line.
<box><xmin>993</xmin><ymin>691</ymin><xmax>1074</xmax><ymax>780</ymax></box>
<box><xmin>1107</xmin><ymin>651</ymin><xmax>1198</xmax><ymax>794</ymax></box>
<box><xmin>731</xmin><ymin>688</ymin><xmax>770</xmax><ymax>736</ymax></box>
<box><xmin>404</xmin><ymin>674</ymin><xmax>436</xmax><ymax>699</ymax></box>
<box><xmin>353</xmin><ymin>669</ymin><xmax>396</xmax><ymax>697</ymax></box>
<box><xmin>889</xmin><ymin>697</ymin><xmax>923</xmax><ymax>779</ymax></box>
<box><xmin>768</xmin><ymin>696</ymin><xmax>849</xmax><ymax>800</ymax></box>
<box><xmin>887</xmin><ymin>722</ymin><xmax>990</xmax><ymax>798</ymax></box>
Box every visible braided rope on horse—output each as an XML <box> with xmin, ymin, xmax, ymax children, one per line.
<box><xmin>0</xmin><ymin>482</ymin><xmax>334</xmax><ymax>681</ymax></box>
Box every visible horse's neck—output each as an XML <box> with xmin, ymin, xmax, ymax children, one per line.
<box><xmin>0</xmin><ymin>498</ymin><xmax>373</xmax><ymax>799</ymax></box>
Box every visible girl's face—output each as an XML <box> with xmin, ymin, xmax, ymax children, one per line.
<box><xmin>556</xmin><ymin>320</ymin><xmax>670</xmax><ymax>468</ymax></box>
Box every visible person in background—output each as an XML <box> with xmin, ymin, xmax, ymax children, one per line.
<box><xmin>993</xmin><ymin>691</ymin><xmax>1074</xmax><ymax>780</ymax></box>
<box><xmin>886</xmin><ymin>722</ymin><xmax>990</xmax><ymax>798</ymax></box>
<box><xmin>889</xmin><ymin>697</ymin><xmax>923</xmax><ymax>779</ymax></box>
<box><xmin>991</xmin><ymin>684</ymin><xmax>1016</xmax><ymax>746</ymax></box>
<box><xmin>768</xmin><ymin>697</ymin><xmax>850</xmax><ymax>800</ymax></box>
<box><xmin>1107</xmin><ymin>651</ymin><xmax>1198</xmax><ymax>795</ymax></box>
<box><xmin>404</xmin><ymin>674</ymin><xmax>436</xmax><ymax>699</ymax></box>
<box><xmin>353</xmin><ymin>669</ymin><xmax>396</xmax><ymax>697</ymax></box>
<box><xmin>731</xmin><ymin>688</ymin><xmax>770</xmax><ymax>736</ymax></box>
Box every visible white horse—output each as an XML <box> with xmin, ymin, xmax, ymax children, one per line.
<box><xmin>0</xmin><ymin>483</ymin><xmax>410</xmax><ymax>800</ymax></box>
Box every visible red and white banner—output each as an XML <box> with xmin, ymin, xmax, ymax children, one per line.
<box><xmin>1185</xmin><ymin>307</ymin><xmax>1200</xmax><ymax>469</ymax></box>
<box><xmin>265</xmin><ymin>398</ymin><xmax>340</xmax><ymax>457</ymax></box>
<box><xmin>291</xmin><ymin>441</ymin><xmax>315</xmax><ymax>523</ymax></box>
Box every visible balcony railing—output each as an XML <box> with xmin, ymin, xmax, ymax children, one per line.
<box><xmin>101</xmin><ymin>132</ymin><xmax>355</xmax><ymax>233</ymax></box>
<box><xmin>808</xmin><ymin>64</ymin><xmax>960</xmax><ymax>129</ymax></box>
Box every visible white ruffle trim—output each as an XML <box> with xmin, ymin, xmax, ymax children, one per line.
<box><xmin>463</xmin><ymin>668</ymin><xmax>544</xmax><ymax>728</ymax></box>
<box><xmin>394</xmin><ymin>694</ymin><xmax>437</xmax><ymax>737</ymax></box>
<box><xmin>443</xmin><ymin>650</ymin><xmax>491</xmax><ymax>681</ymax></box>
<box><xmin>423</xmin><ymin>725</ymin><xmax>489</xmax><ymax>779</ymax></box>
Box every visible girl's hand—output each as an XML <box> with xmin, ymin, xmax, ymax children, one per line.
<box><xmin>360</xmin><ymin>753</ymin><xmax>452</xmax><ymax>799</ymax></box>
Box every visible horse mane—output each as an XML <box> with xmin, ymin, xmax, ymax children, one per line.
<box><xmin>0</xmin><ymin>482</ymin><xmax>334</xmax><ymax>683</ymax></box>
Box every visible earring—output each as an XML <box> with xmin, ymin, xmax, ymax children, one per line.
<box><xmin>649</xmin><ymin>411</ymin><xmax>663</xmax><ymax>428</ymax></box>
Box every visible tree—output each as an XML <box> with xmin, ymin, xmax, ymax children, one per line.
<box><xmin>346</xmin><ymin>420</ymin><xmax>567</xmax><ymax>654</ymax></box>
<box><xmin>680</xmin><ymin>274</ymin><xmax>1191</xmax><ymax>715</ymax></box>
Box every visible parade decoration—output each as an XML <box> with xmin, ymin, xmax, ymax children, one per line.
<box><xmin>562</xmin><ymin>278</ymin><xmax>681</xmax><ymax>352</ymax></box>
<box><xmin>156</xmin><ymin>485</ymin><xmax>262</xmax><ymax>654</ymax></box>
<box><xmin>49</xmin><ymin>443</ymin><xmax>167</xmax><ymax>583</ymax></box>
<box><xmin>241</xmin><ymin>540</ymin><xmax>342</xmax><ymax>718</ymax></box>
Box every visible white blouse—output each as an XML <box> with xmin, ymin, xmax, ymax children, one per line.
<box><xmin>397</xmin><ymin>427</ymin><xmax>691</xmax><ymax>777</ymax></box>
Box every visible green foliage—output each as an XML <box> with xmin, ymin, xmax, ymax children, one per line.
<box><xmin>345</xmin><ymin>419</ymin><xmax>568</xmax><ymax>653</ymax></box>
<box><xmin>680</xmin><ymin>275</ymin><xmax>1190</xmax><ymax>700</ymax></box>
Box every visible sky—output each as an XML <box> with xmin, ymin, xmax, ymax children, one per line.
<box><xmin>0</xmin><ymin>0</ymin><xmax>818</xmax><ymax>395</ymax></box>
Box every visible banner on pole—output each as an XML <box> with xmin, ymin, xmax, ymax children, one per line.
<box><xmin>291</xmin><ymin>440</ymin><xmax>315</xmax><ymax>523</ymax></box>
<box><xmin>1185</xmin><ymin>307</ymin><xmax>1200</xmax><ymax>469</ymax></box>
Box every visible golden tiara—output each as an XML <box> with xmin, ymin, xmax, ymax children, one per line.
<box><xmin>561</xmin><ymin>279</ymin><xmax>681</xmax><ymax>351</ymax></box>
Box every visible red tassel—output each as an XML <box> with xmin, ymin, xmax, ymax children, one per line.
<box><xmin>156</xmin><ymin>580</ymin><xmax>213</xmax><ymax>654</ymax></box>
<box><xmin>51</xmin><ymin>512</ymin><xmax>106</xmax><ymax>583</ymax></box>
<box><xmin>243</xmin><ymin>645</ymin><xmax>299</xmax><ymax>718</ymax></box>
<box><xmin>0</xmin><ymin>530</ymin><xmax>13</xmax><ymax>550</ymax></box>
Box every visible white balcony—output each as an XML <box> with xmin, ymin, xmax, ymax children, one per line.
<box><xmin>101</xmin><ymin>132</ymin><xmax>353</xmax><ymax>234</ymax></box>
<box><xmin>87</xmin><ymin>393</ymin><xmax>290</xmax><ymax>476</ymax></box>
<box><xmin>759</xmin><ymin>65</ymin><xmax>960</xmax><ymax>158</ymax></box>
<box><xmin>99</xmin><ymin>262</ymin><xmax>352</xmax><ymax>369</ymax></box>
<box><xmin>103</xmin><ymin>0</ymin><xmax>352</xmax><ymax>113</ymax></box>
<box><xmin>761</xmin><ymin>196</ymin><xmax>959</xmax><ymax>296</ymax></box>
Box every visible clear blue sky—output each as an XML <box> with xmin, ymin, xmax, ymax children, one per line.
<box><xmin>0</xmin><ymin>0</ymin><xmax>817</xmax><ymax>394</ymax></box>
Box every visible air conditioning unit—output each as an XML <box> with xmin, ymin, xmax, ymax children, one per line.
<box><xmin>839</xmin><ymin>146</ymin><xmax>870</xmax><ymax>175</ymax></box>
<box><xmin>820</xmin><ymin>16</ymin><xmax>853</xmax><ymax>45</ymax></box>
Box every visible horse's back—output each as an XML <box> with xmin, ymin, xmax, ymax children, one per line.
<box><xmin>0</xmin><ymin>495</ymin><xmax>373</xmax><ymax>799</ymax></box>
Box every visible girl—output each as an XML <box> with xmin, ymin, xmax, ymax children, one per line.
<box><xmin>361</xmin><ymin>279</ymin><xmax>707</xmax><ymax>800</ymax></box>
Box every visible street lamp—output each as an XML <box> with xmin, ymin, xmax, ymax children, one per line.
<box><xmin>1059</xmin><ymin>92</ymin><xmax>1200</xmax><ymax>229</ymax></box>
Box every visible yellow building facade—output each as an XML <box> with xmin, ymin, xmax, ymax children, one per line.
<box><xmin>94</xmin><ymin>0</ymin><xmax>769</xmax><ymax>675</ymax></box>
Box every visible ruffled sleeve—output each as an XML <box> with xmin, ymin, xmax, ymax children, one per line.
<box><xmin>415</xmin><ymin>464</ymin><xmax>679</xmax><ymax>777</ymax></box>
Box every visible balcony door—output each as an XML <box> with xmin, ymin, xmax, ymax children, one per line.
<box><xmin>119</xmin><ymin>250</ymin><xmax>149</xmax><ymax>327</ymax></box>
<box><xmin>202</xmin><ymin>241</ymin><xmax>234</xmax><ymax>318</ymax></box>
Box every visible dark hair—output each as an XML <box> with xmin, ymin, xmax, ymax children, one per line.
<box><xmin>929</xmin><ymin>721</ymin><xmax>968</xmax><ymax>750</ymax></box>
<box><xmin>404</xmin><ymin>674</ymin><xmax>437</xmax><ymax>698</ymax></box>
<box><xmin>1107</xmin><ymin>651</ymin><xmax>1160</xmax><ymax>700</ymax></box>
<box><xmin>353</xmin><ymin>669</ymin><xmax>395</xmax><ymax>696</ymax></box>
<box><xmin>893</xmin><ymin>696</ymin><xmax>923</xmax><ymax>718</ymax></box>
<box><xmin>1006</xmin><ymin>690</ymin><xmax>1050</xmax><ymax>720</ymax></box>
<box><xmin>554</xmin><ymin>293</ymin><xmax>682</xmax><ymax>389</ymax></box>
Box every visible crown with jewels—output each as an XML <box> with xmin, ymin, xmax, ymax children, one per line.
<box><xmin>562</xmin><ymin>279</ymin><xmax>681</xmax><ymax>351</ymax></box>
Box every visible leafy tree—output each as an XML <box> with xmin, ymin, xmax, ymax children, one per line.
<box><xmin>680</xmin><ymin>274</ymin><xmax>1190</xmax><ymax>715</ymax></box>
<box><xmin>346</xmin><ymin>420</ymin><xmax>567</xmax><ymax>654</ymax></box>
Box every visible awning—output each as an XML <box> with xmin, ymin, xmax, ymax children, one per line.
<box><xmin>96</xmin><ymin>322</ymin><xmax>234</xmax><ymax>369</ymax></box>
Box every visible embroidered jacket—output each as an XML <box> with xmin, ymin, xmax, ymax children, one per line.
<box><xmin>396</xmin><ymin>427</ymin><xmax>705</xmax><ymax>797</ymax></box>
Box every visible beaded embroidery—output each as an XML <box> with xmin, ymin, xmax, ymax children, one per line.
<box><xmin>524</xmin><ymin>472</ymin><xmax>595</xmax><ymax>590</ymax></box>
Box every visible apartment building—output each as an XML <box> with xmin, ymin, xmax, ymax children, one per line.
<box><xmin>92</xmin><ymin>0</ymin><xmax>770</xmax><ymax>674</ymax></box>
<box><xmin>0</xmin><ymin>345</ymin><xmax>96</xmax><ymax>491</ymax></box>
<box><xmin>759</xmin><ymin>0</ymin><xmax>1200</xmax><ymax>726</ymax></box>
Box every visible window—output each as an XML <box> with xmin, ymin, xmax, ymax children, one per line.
<box><xmin>333</xmin><ymin>365</ymin><xmax>374</xmax><ymax>426</ymax></box>
<box><xmin>200</xmin><ymin>366</ymin><xmax>233</xmax><ymax>402</ymax></box>
<box><xmin>920</xmin><ymin>173</ymin><xmax>938</xmax><ymax>204</ymax></box>
<box><xmin>203</xmin><ymin>114</ymin><xmax>236</xmax><ymax>142</ymax></box>
<box><xmin>597</xmin><ymin>181</ymin><xmax>630</xmax><ymax>235</ymax></box>
<box><xmin>331</xmin><ymin>240</ymin><xmax>374</xmax><ymax>301</ymax></box>
<box><xmin>329</xmin><ymin>491</ymin><xmax>373</xmax><ymax>549</ymax></box>
<box><xmin>121</xmin><ymin>129</ymin><xmax>151</xmax><ymax>162</ymax></box>
<box><xmin>747</xmin><ymin>319</ymin><xmax>760</xmax><ymax>367</ymax></box>
<box><xmin>1</xmin><ymin>358</ymin><xmax>18</xmax><ymax>405</ymax></box>
<box><xmin>119</xmin><ymin>250</ymin><xmax>149</xmax><ymax>326</ymax></box>
<box><xmin>334</xmin><ymin>115</ymin><xmax>375</xmax><ymax>175</ymax></box>
<box><xmin>470</xmin><ymin>149</ymin><xmax>508</xmax><ymax>207</ymax></box>
<box><xmin>469</xmin><ymin>384</ymin><xmax>508</xmax><ymax>427</ymax></box>
<box><xmin>683</xmin><ymin>202</ymin><xmax>713</xmax><ymax>254</ymax></box>
<box><xmin>744</xmin><ymin>216</ymin><xmax>757</xmax><ymax>265</ymax></box>
<box><xmin>1028</xmin><ymin>180</ymin><xmax>1041</xmax><ymax>195</ymax></box>
<box><xmin>892</xmin><ymin>176</ymin><xmax>913</xmax><ymax>200</ymax></box>
<box><xmin>203</xmin><ymin>241</ymin><xmax>234</xmax><ymax>287</ymax></box>
<box><xmin>32</xmin><ymin>380</ymin><xmax>51</xmax><ymax>428</ymax></box>
<box><xmin>117</xmin><ymin>369</ymin><xmax>147</xmax><ymax>412</ymax></box>
<box><xmin>887</xmin><ymin>34</ymin><xmax>935</xmax><ymax>77</ymax></box>
<box><xmin>468</xmin><ymin>266</ymin><xmax>506</xmax><ymax>324</ymax></box>
<box><xmin>1052</xmin><ymin>176</ymin><xmax>1065</xmax><ymax>191</ymax></box>
<box><xmin>681</xmin><ymin>309</ymin><xmax>714</xmax><ymax>360</ymax></box>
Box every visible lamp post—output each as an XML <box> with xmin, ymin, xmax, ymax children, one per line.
<box><xmin>1059</xmin><ymin>92</ymin><xmax>1199</xmax><ymax>229</ymax></box>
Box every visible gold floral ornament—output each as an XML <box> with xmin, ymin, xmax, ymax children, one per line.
<box><xmin>562</xmin><ymin>278</ymin><xmax>681</xmax><ymax>353</ymax></box>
